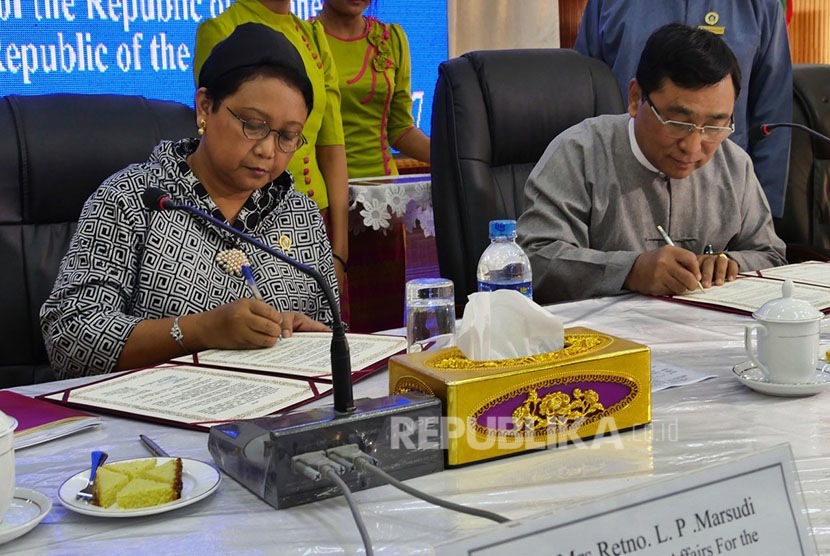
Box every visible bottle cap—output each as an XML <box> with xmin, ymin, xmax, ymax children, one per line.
<box><xmin>489</xmin><ymin>219</ymin><xmax>517</xmax><ymax>240</ymax></box>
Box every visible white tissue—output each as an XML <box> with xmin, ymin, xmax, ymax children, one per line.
<box><xmin>455</xmin><ymin>290</ymin><xmax>565</xmax><ymax>361</ymax></box>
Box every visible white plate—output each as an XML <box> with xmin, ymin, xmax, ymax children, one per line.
<box><xmin>0</xmin><ymin>487</ymin><xmax>51</xmax><ymax>545</ymax></box>
<box><xmin>57</xmin><ymin>457</ymin><xmax>221</xmax><ymax>517</ymax></box>
<box><xmin>732</xmin><ymin>360</ymin><xmax>830</xmax><ymax>397</ymax></box>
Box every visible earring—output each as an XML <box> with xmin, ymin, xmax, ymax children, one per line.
<box><xmin>197</xmin><ymin>119</ymin><xmax>206</xmax><ymax>136</ymax></box>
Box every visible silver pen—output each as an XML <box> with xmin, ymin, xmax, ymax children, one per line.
<box><xmin>139</xmin><ymin>434</ymin><xmax>171</xmax><ymax>457</ymax></box>
<box><xmin>655</xmin><ymin>225</ymin><xmax>676</xmax><ymax>247</ymax></box>
<box><xmin>656</xmin><ymin>225</ymin><xmax>705</xmax><ymax>293</ymax></box>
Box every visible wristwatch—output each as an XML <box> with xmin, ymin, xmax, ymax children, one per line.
<box><xmin>170</xmin><ymin>315</ymin><xmax>186</xmax><ymax>350</ymax></box>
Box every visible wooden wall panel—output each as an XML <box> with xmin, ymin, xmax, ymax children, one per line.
<box><xmin>789</xmin><ymin>1</ymin><xmax>830</xmax><ymax>63</ymax></box>
<box><xmin>559</xmin><ymin>0</ymin><xmax>588</xmax><ymax>49</ymax></box>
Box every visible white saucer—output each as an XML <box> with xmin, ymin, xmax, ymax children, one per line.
<box><xmin>0</xmin><ymin>487</ymin><xmax>52</xmax><ymax>545</ymax></box>
<box><xmin>58</xmin><ymin>457</ymin><xmax>221</xmax><ymax>517</ymax></box>
<box><xmin>732</xmin><ymin>360</ymin><xmax>830</xmax><ymax>397</ymax></box>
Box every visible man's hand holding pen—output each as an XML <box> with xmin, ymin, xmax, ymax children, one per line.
<box><xmin>625</xmin><ymin>246</ymin><xmax>704</xmax><ymax>296</ymax></box>
<box><xmin>624</xmin><ymin>245</ymin><xmax>739</xmax><ymax>296</ymax></box>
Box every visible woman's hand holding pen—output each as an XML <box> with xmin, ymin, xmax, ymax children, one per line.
<box><xmin>191</xmin><ymin>300</ymin><xmax>329</xmax><ymax>350</ymax></box>
<box><xmin>117</xmin><ymin>300</ymin><xmax>332</xmax><ymax>371</ymax></box>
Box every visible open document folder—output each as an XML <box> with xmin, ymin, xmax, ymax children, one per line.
<box><xmin>39</xmin><ymin>332</ymin><xmax>406</xmax><ymax>431</ymax></box>
<box><xmin>668</xmin><ymin>261</ymin><xmax>830</xmax><ymax>314</ymax></box>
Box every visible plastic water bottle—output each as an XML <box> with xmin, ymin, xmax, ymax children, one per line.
<box><xmin>476</xmin><ymin>219</ymin><xmax>533</xmax><ymax>298</ymax></box>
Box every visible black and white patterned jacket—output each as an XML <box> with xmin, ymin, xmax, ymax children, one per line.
<box><xmin>40</xmin><ymin>138</ymin><xmax>337</xmax><ymax>379</ymax></box>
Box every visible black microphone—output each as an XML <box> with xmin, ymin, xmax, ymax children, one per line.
<box><xmin>750</xmin><ymin>122</ymin><xmax>830</xmax><ymax>144</ymax></box>
<box><xmin>141</xmin><ymin>187</ymin><xmax>354</xmax><ymax>414</ymax></box>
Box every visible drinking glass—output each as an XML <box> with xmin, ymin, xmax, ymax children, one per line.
<box><xmin>405</xmin><ymin>278</ymin><xmax>456</xmax><ymax>353</ymax></box>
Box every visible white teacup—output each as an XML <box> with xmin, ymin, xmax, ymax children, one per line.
<box><xmin>744</xmin><ymin>280</ymin><xmax>823</xmax><ymax>384</ymax></box>
<box><xmin>0</xmin><ymin>410</ymin><xmax>17</xmax><ymax>522</ymax></box>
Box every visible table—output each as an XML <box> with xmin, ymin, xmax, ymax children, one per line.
<box><xmin>7</xmin><ymin>294</ymin><xmax>830</xmax><ymax>554</ymax></box>
<box><xmin>347</xmin><ymin>174</ymin><xmax>439</xmax><ymax>332</ymax></box>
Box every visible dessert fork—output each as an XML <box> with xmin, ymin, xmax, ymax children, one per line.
<box><xmin>76</xmin><ymin>450</ymin><xmax>108</xmax><ymax>500</ymax></box>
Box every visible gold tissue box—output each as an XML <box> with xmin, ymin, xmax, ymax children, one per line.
<box><xmin>388</xmin><ymin>327</ymin><xmax>651</xmax><ymax>466</ymax></box>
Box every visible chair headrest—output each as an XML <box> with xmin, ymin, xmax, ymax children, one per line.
<box><xmin>463</xmin><ymin>49</ymin><xmax>626</xmax><ymax>166</ymax></box>
<box><xmin>793</xmin><ymin>64</ymin><xmax>830</xmax><ymax>159</ymax></box>
<box><xmin>3</xmin><ymin>94</ymin><xmax>195</xmax><ymax>225</ymax></box>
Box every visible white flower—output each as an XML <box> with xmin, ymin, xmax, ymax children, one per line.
<box><xmin>411</xmin><ymin>182</ymin><xmax>432</xmax><ymax>211</ymax></box>
<box><xmin>384</xmin><ymin>184</ymin><xmax>409</xmax><ymax>217</ymax></box>
<box><xmin>417</xmin><ymin>207</ymin><xmax>436</xmax><ymax>237</ymax></box>
<box><xmin>402</xmin><ymin>200</ymin><xmax>420</xmax><ymax>232</ymax></box>
<box><xmin>360</xmin><ymin>198</ymin><xmax>392</xmax><ymax>231</ymax></box>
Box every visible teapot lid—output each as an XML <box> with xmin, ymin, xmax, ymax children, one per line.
<box><xmin>752</xmin><ymin>279</ymin><xmax>823</xmax><ymax>322</ymax></box>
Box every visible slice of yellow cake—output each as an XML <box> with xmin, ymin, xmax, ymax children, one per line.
<box><xmin>139</xmin><ymin>458</ymin><xmax>183</xmax><ymax>499</ymax></box>
<box><xmin>91</xmin><ymin>457</ymin><xmax>184</xmax><ymax>509</ymax></box>
<box><xmin>92</xmin><ymin>467</ymin><xmax>130</xmax><ymax>508</ymax></box>
<box><xmin>116</xmin><ymin>478</ymin><xmax>179</xmax><ymax>509</ymax></box>
<box><xmin>103</xmin><ymin>458</ymin><xmax>157</xmax><ymax>480</ymax></box>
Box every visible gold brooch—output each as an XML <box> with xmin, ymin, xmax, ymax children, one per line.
<box><xmin>279</xmin><ymin>234</ymin><xmax>292</xmax><ymax>252</ymax></box>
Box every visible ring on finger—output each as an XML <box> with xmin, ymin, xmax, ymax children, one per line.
<box><xmin>717</xmin><ymin>253</ymin><xmax>728</xmax><ymax>260</ymax></box>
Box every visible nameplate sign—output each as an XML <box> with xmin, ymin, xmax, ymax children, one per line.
<box><xmin>436</xmin><ymin>444</ymin><xmax>816</xmax><ymax>555</ymax></box>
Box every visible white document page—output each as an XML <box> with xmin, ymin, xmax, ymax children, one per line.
<box><xmin>756</xmin><ymin>261</ymin><xmax>830</xmax><ymax>287</ymax></box>
<box><xmin>672</xmin><ymin>276</ymin><xmax>830</xmax><ymax>313</ymax></box>
<box><xmin>44</xmin><ymin>365</ymin><xmax>320</xmax><ymax>426</ymax></box>
<box><xmin>651</xmin><ymin>360</ymin><xmax>717</xmax><ymax>392</ymax></box>
<box><xmin>187</xmin><ymin>332</ymin><xmax>406</xmax><ymax>378</ymax></box>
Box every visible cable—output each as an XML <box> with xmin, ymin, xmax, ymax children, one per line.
<box><xmin>353</xmin><ymin>457</ymin><xmax>510</xmax><ymax>524</ymax></box>
<box><xmin>322</xmin><ymin>466</ymin><xmax>375</xmax><ymax>556</ymax></box>
<box><xmin>296</xmin><ymin>444</ymin><xmax>510</xmax><ymax>553</ymax></box>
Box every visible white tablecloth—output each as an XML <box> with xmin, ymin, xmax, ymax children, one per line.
<box><xmin>348</xmin><ymin>174</ymin><xmax>434</xmax><ymax>236</ymax></box>
<box><xmin>8</xmin><ymin>294</ymin><xmax>830</xmax><ymax>554</ymax></box>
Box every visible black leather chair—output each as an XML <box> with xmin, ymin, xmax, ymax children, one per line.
<box><xmin>430</xmin><ymin>49</ymin><xmax>626</xmax><ymax>308</ymax></box>
<box><xmin>774</xmin><ymin>64</ymin><xmax>830</xmax><ymax>261</ymax></box>
<box><xmin>0</xmin><ymin>94</ymin><xmax>195</xmax><ymax>388</ymax></box>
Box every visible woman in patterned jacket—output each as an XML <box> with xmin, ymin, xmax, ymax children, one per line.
<box><xmin>40</xmin><ymin>24</ymin><xmax>335</xmax><ymax>379</ymax></box>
